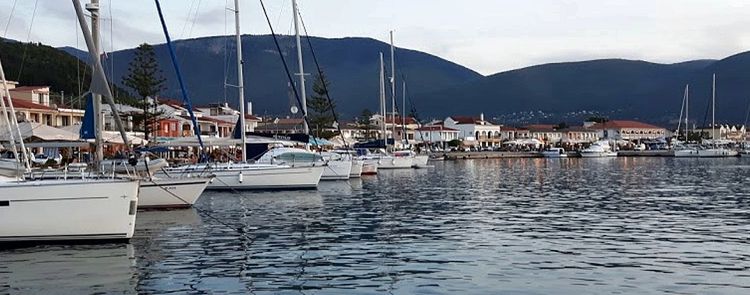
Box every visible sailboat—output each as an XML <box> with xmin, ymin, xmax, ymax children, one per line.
<box><xmin>673</xmin><ymin>84</ymin><xmax>700</xmax><ymax>157</ymax></box>
<box><xmin>0</xmin><ymin>0</ymin><xmax>140</xmax><ymax>243</ymax></box>
<box><xmin>369</xmin><ymin>51</ymin><xmax>413</xmax><ymax>170</ymax></box>
<box><xmin>676</xmin><ymin>75</ymin><xmax>737</xmax><ymax>157</ymax></box>
<box><xmin>158</xmin><ymin>0</ymin><xmax>323</xmax><ymax>190</ymax></box>
<box><xmin>275</xmin><ymin>0</ymin><xmax>352</xmax><ymax>180</ymax></box>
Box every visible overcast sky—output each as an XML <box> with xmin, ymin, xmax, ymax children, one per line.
<box><xmin>2</xmin><ymin>0</ymin><xmax>750</xmax><ymax>75</ymax></box>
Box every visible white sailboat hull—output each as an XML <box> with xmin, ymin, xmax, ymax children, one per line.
<box><xmin>203</xmin><ymin>165</ymin><xmax>324</xmax><ymax>190</ymax></box>
<box><xmin>412</xmin><ymin>155</ymin><xmax>429</xmax><ymax>168</ymax></box>
<box><xmin>349</xmin><ymin>160</ymin><xmax>364</xmax><ymax>178</ymax></box>
<box><xmin>322</xmin><ymin>160</ymin><xmax>352</xmax><ymax>180</ymax></box>
<box><xmin>138</xmin><ymin>177</ymin><xmax>210</xmax><ymax>209</ymax></box>
<box><xmin>675</xmin><ymin>148</ymin><xmax>738</xmax><ymax>157</ymax></box>
<box><xmin>0</xmin><ymin>179</ymin><xmax>139</xmax><ymax>242</ymax></box>
<box><xmin>377</xmin><ymin>156</ymin><xmax>413</xmax><ymax>169</ymax></box>
<box><xmin>581</xmin><ymin>152</ymin><xmax>618</xmax><ymax>158</ymax></box>
<box><xmin>361</xmin><ymin>160</ymin><xmax>378</xmax><ymax>175</ymax></box>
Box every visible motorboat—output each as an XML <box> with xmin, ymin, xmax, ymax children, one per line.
<box><xmin>542</xmin><ymin>147</ymin><xmax>568</xmax><ymax>158</ymax></box>
<box><xmin>0</xmin><ymin>178</ymin><xmax>140</xmax><ymax>243</ymax></box>
<box><xmin>580</xmin><ymin>141</ymin><xmax>618</xmax><ymax>158</ymax></box>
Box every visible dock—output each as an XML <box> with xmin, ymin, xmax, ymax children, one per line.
<box><xmin>442</xmin><ymin>151</ymin><xmax>542</xmax><ymax>160</ymax></box>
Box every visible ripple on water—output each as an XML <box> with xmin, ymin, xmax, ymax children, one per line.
<box><xmin>1</xmin><ymin>158</ymin><xmax>749</xmax><ymax>294</ymax></box>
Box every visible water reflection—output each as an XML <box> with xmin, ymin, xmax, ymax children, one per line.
<box><xmin>0</xmin><ymin>244</ymin><xmax>136</xmax><ymax>294</ymax></box>
<box><xmin>2</xmin><ymin>158</ymin><xmax>750</xmax><ymax>294</ymax></box>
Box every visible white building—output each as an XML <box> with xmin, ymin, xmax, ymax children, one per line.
<box><xmin>415</xmin><ymin>125</ymin><xmax>459</xmax><ymax>144</ymax></box>
<box><xmin>443</xmin><ymin>113</ymin><xmax>502</xmax><ymax>147</ymax></box>
<box><xmin>588</xmin><ymin>120</ymin><xmax>668</xmax><ymax>141</ymax></box>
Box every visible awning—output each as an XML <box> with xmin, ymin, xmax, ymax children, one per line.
<box><xmin>0</xmin><ymin>122</ymin><xmax>80</xmax><ymax>142</ymax></box>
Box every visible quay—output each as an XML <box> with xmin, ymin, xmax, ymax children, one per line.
<box><xmin>441</xmin><ymin>150</ymin><xmax>678</xmax><ymax>160</ymax></box>
<box><xmin>442</xmin><ymin>151</ymin><xmax>542</xmax><ymax>160</ymax></box>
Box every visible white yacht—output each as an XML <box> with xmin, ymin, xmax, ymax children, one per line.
<box><xmin>138</xmin><ymin>176</ymin><xmax>211</xmax><ymax>209</ymax></box>
<box><xmin>542</xmin><ymin>147</ymin><xmax>568</xmax><ymax>158</ymax></box>
<box><xmin>258</xmin><ymin>147</ymin><xmax>352</xmax><ymax>180</ymax></box>
<box><xmin>162</xmin><ymin>162</ymin><xmax>323</xmax><ymax>190</ymax></box>
<box><xmin>373</xmin><ymin>149</ymin><xmax>413</xmax><ymax>169</ymax></box>
<box><xmin>580</xmin><ymin>141</ymin><xmax>618</xmax><ymax>158</ymax></box>
<box><xmin>0</xmin><ymin>178</ymin><xmax>140</xmax><ymax>243</ymax></box>
<box><xmin>332</xmin><ymin>150</ymin><xmax>364</xmax><ymax>178</ymax></box>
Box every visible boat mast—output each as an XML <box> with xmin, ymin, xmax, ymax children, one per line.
<box><xmin>402</xmin><ymin>79</ymin><xmax>407</xmax><ymax>144</ymax></box>
<box><xmin>712</xmin><ymin>74</ymin><xmax>716</xmax><ymax>145</ymax></box>
<box><xmin>379</xmin><ymin>52</ymin><xmax>387</xmax><ymax>145</ymax></box>
<box><xmin>234</xmin><ymin>0</ymin><xmax>247</xmax><ymax>162</ymax></box>
<box><xmin>86</xmin><ymin>0</ymin><xmax>104</xmax><ymax>166</ymax></box>
<box><xmin>389</xmin><ymin>31</ymin><xmax>396</xmax><ymax>147</ymax></box>
<box><xmin>292</xmin><ymin>0</ymin><xmax>308</xmax><ymax>135</ymax></box>
<box><xmin>685</xmin><ymin>84</ymin><xmax>689</xmax><ymax>141</ymax></box>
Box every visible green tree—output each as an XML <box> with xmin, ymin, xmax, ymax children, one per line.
<box><xmin>308</xmin><ymin>71</ymin><xmax>337</xmax><ymax>139</ymax></box>
<box><xmin>123</xmin><ymin>43</ymin><xmax>166</xmax><ymax>140</ymax></box>
<box><xmin>358</xmin><ymin>108</ymin><xmax>375</xmax><ymax>139</ymax></box>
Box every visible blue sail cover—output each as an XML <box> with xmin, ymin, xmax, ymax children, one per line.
<box><xmin>79</xmin><ymin>93</ymin><xmax>96</xmax><ymax>139</ymax></box>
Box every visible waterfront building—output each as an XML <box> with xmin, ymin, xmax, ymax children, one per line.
<box><xmin>587</xmin><ymin>120</ymin><xmax>668</xmax><ymax>141</ymax></box>
<box><xmin>525</xmin><ymin>124</ymin><xmax>563</xmax><ymax>144</ymax></box>
<box><xmin>693</xmin><ymin>124</ymin><xmax>745</xmax><ymax>141</ymax></box>
<box><xmin>443</xmin><ymin>113</ymin><xmax>502</xmax><ymax>147</ymax></box>
<box><xmin>0</xmin><ymin>82</ymin><xmax>84</xmax><ymax>128</ymax></box>
<box><xmin>414</xmin><ymin>124</ymin><xmax>460</xmax><ymax>144</ymax></box>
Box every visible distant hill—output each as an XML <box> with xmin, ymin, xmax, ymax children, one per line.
<box><xmin>1</xmin><ymin>39</ymin><xmax>92</xmax><ymax>98</ymax></box>
<box><xmin>61</xmin><ymin>35</ymin><xmax>483</xmax><ymax>118</ymax></box>
<box><xmin>416</xmin><ymin>56</ymin><xmax>750</xmax><ymax>125</ymax></box>
<box><xmin>0</xmin><ymin>39</ymin><xmax>131</xmax><ymax>104</ymax></box>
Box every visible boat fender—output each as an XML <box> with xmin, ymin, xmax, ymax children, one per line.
<box><xmin>128</xmin><ymin>156</ymin><xmax>138</xmax><ymax>166</ymax></box>
<box><xmin>238</xmin><ymin>172</ymin><xmax>243</xmax><ymax>183</ymax></box>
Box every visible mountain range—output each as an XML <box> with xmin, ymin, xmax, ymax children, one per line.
<box><xmin>45</xmin><ymin>35</ymin><xmax>750</xmax><ymax>125</ymax></box>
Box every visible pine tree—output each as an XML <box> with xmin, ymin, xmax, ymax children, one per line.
<box><xmin>308</xmin><ymin>71</ymin><xmax>337</xmax><ymax>138</ymax></box>
<box><xmin>123</xmin><ymin>43</ymin><xmax>166</xmax><ymax>140</ymax></box>
<box><xmin>358</xmin><ymin>108</ymin><xmax>374</xmax><ymax>140</ymax></box>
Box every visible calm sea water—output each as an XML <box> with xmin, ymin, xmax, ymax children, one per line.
<box><xmin>2</xmin><ymin>158</ymin><xmax>750</xmax><ymax>294</ymax></box>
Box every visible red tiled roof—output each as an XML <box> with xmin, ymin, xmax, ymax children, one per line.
<box><xmin>178</xmin><ymin>115</ymin><xmax>233</xmax><ymax>125</ymax></box>
<box><xmin>417</xmin><ymin>125</ymin><xmax>458</xmax><ymax>131</ymax></box>
<box><xmin>2</xmin><ymin>97</ymin><xmax>54</xmax><ymax>111</ymax></box>
<box><xmin>10</xmin><ymin>86</ymin><xmax>50</xmax><ymax>92</ymax></box>
<box><xmin>245</xmin><ymin>114</ymin><xmax>260</xmax><ymax>121</ymax></box>
<box><xmin>449</xmin><ymin>116</ymin><xmax>480</xmax><ymax>124</ymax></box>
<box><xmin>383</xmin><ymin>116</ymin><xmax>417</xmax><ymax>125</ymax></box>
<box><xmin>591</xmin><ymin>120</ymin><xmax>664</xmax><ymax>130</ymax></box>
<box><xmin>499</xmin><ymin>126</ymin><xmax>518</xmax><ymax>131</ymax></box>
<box><xmin>525</xmin><ymin>124</ymin><xmax>557</xmax><ymax>132</ymax></box>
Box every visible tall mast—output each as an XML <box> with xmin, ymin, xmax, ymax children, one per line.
<box><xmin>389</xmin><ymin>30</ymin><xmax>396</xmax><ymax>145</ymax></box>
<box><xmin>292</xmin><ymin>0</ymin><xmax>308</xmax><ymax>134</ymax></box>
<box><xmin>712</xmin><ymin>74</ymin><xmax>716</xmax><ymax>143</ymax></box>
<box><xmin>86</xmin><ymin>0</ymin><xmax>104</xmax><ymax>166</ymax></box>
<box><xmin>685</xmin><ymin>84</ymin><xmax>689</xmax><ymax>140</ymax></box>
<box><xmin>379</xmin><ymin>52</ymin><xmax>387</xmax><ymax>144</ymax></box>
<box><xmin>402</xmin><ymin>80</ymin><xmax>406</xmax><ymax>143</ymax></box>
<box><xmin>234</xmin><ymin>0</ymin><xmax>247</xmax><ymax>162</ymax></box>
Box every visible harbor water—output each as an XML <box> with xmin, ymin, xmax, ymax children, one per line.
<box><xmin>2</xmin><ymin>158</ymin><xmax>749</xmax><ymax>294</ymax></box>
